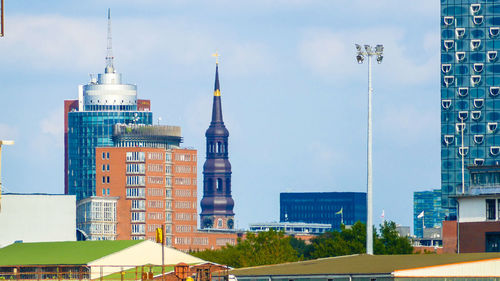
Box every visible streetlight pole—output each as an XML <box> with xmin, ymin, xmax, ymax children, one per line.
<box><xmin>355</xmin><ymin>44</ymin><xmax>383</xmax><ymax>255</ymax></box>
<box><xmin>0</xmin><ymin>140</ymin><xmax>14</xmax><ymax>212</ymax></box>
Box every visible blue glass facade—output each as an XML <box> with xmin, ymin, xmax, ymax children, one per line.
<box><xmin>441</xmin><ymin>1</ymin><xmax>500</xmax><ymax>215</ymax></box>
<box><xmin>67</xmin><ymin>111</ymin><xmax>152</xmax><ymax>200</ymax></box>
<box><xmin>280</xmin><ymin>192</ymin><xmax>366</xmax><ymax>230</ymax></box>
<box><xmin>413</xmin><ymin>189</ymin><xmax>446</xmax><ymax>238</ymax></box>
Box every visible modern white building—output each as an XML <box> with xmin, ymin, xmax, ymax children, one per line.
<box><xmin>249</xmin><ymin>222</ymin><xmax>332</xmax><ymax>235</ymax></box>
<box><xmin>0</xmin><ymin>193</ymin><xmax>76</xmax><ymax>248</ymax></box>
<box><xmin>76</xmin><ymin>196</ymin><xmax>118</xmax><ymax>240</ymax></box>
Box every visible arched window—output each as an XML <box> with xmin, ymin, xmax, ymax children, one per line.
<box><xmin>217</xmin><ymin>178</ymin><xmax>223</xmax><ymax>192</ymax></box>
<box><xmin>217</xmin><ymin>142</ymin><xmax>222</xmax><ymax>153</ymax></box>
<box><xmin>207</xmin><ymin>178</ymin><xmax>213</xmax><ymax>193</ymax></box>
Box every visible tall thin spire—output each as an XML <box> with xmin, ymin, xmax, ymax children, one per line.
<box><xmin>211</xmin><ymin>62</ymin><xmax>224</xmax><ymax>124</ymax></box>
<box><xmin>105</xmin><ymin>8</ymin><xmax>114</xmax><ymax>73</ymax></box>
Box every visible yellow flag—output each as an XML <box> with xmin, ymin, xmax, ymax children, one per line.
<box><xmin>156</xmin><ymin>227</ymin><xmax>163</xmax><ymax>244</ymax></box>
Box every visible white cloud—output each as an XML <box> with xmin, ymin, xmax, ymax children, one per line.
<box><xmin>0</xmin><ymin>124</ymin><xmax>19</xmax><ymax>140</ymax></box>
<box><xmin>0</xmin><ymin>15</ymin><xmax>102</xmax><ymax>71</ymax></box>
<box><xmin>40</xmin><ymin>109</ymin><xmax>63</xmax><ymax>139</ymax></box>
<box><xmin>298</xmin><ymin>27</ymin><xmax>439</xmax><ymax>85</ymax></box>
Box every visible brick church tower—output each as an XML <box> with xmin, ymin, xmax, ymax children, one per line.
<box><xmin>200</xmin><ymin>60</ymin><xmax>235</xmax><ymax>230</ymax></box>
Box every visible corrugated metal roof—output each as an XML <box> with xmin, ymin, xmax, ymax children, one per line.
<box><xmin>230</xmin><ymin>253</ymin><xmax>500</xmax><ymax>276</ymax></box>
<box><xmin>0</xmin><ymin>240</ymin><xmax>142</xmax><ymax>266</ymax></box>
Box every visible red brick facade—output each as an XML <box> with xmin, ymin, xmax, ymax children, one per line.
<box><xmin>459</xmin><ymin>221</ymin><xmax>500</xmax><ymax>253</ymax></box>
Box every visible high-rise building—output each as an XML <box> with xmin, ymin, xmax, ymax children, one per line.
<box><xmin>65</xmin><ymin>11</ymin><xmax>152</xmax><ymax>200</ymax></box>
<box><xmin>413</xmin><ymin>189</ymin><xmax>446</xmax><ymax>238</ymax></box>
<box><xmin>280</xmin><ymin>192</ymin><xmax>366</xmax><ymax>230</ymax></box>
<box><xmin>200</xmin><ymin>62</ymin><xmax>235</xmax><ymax>230</ymax></box>
<box><xmin>440</xmin><ymin>1</ymin><xmax>500</xmax><ymax>216</ymax></box>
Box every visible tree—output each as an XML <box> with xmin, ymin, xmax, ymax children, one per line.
<box><xmin>191</xmin><ymin>229</ymin><xmax>299</xmax><ymax>268</ymax></box>
<box><xmin>377</xmin><ymin>221</ymin><xmax>413</xmax><ymax>254</ymax></box>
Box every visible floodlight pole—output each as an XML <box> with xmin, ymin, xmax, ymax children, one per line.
<box><xmin>355</xmin><ymin>44</ymin><xmax>383</xmax><ymax>255</ymax></box>
<box><xmin>0</xmin><ymin>140</ymin><xmax>14</xmax><ymax>212</ymax></box>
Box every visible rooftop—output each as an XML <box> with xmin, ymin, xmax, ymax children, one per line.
<box><xmin>229</xmin><ymin>253</ymin><xmax>500</xmax><ymax>276</ymax></box>
<box><xmin>113</xmin><ymin>124</ymin><xmax>181</xmax><ymax>138</ymax></box>
<box><xmin>0</xmin><ymin>240</ymin><xmax>142</xmax><ymax>266</ymax></box>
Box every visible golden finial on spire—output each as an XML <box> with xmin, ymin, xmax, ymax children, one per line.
<box><xmin>212</xmin><ymin>51</ymin><xmax>220</xmax><ymax>64</ymax></box>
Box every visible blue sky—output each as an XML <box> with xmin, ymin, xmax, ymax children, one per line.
<box><xmin>0</xmin><ymin>0</ymin><xmax>439</xmax><ymax>231</ymax></box>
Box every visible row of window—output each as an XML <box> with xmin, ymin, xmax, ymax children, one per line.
<box><xmin>148</xmin><ymin>212</ymin><xmax>163</xmax><ymax>220</ymax></box>
<box><xmin>175</xmin><ymin>225</ymin><xmax>192</xmax><ymax>233</ymax></box>
<box><xmin>175</xmin><ymin>213</ymin><xmax>197</xmax><ymax>221</ymax></box>
<box><xmin>148</xmin><ymin>176</ymin><xmax>163</xmax><ymax>184</ymax></box>
<box><xmin>175</xmin><ymin>189</ymin><xmax>192</xmax><ymax>197</ymax></box>
<box><xmin>175</xmin><ymin>154</ymin><xmax>194</xmax><ymax>162</ymax></box>
<box><xmin>453</xmin><ymin>122</ymin><xmax>500</xmax><ymax>134</ymax></box>
<box><xmin>102</xmin><ymin>164</ymin><xmax>110</xmax><ymax>172</ymax></box>
<box><xmin>147</xmin><ymin>188</ymin><xmax>164</xmax><ymax>197</ymax></box>
<box><xmin>175</xmin><ymin>165</ymin><xmax>193</xmax><ymax>173</ymax></box>
<box><xmin>148</xmin><ymin>164</ymin><xmax>163</xmax><ymax>172</ymax></box>
<box><xmin>131</xmin><ymin>212</ymin><xmax>146</xmax><ymax>222</ymax></box>
<box><xmin>126</xmin><ymin>152</ymin><xmax>145</xmax><ymax>162</ymax></box>
<box><xmin>148</xmin><ymin>152</ymin><xmax>163</xmax><ymax>161</ymax></box>
<box><xmin>174</xmin><ymin>177</ymin><xmax>194</xmax><ymax>185</ymax></box>
<box><xmin>442</xmin><ymin>98</ymin><xmax>483</xmax><ymax>108</ymax></box>
<box><xmin>175</xmin><ymin>201</ymin><xmax>195</xmax><ymax>209</ymax></box>
<box><xmin>127</xmin><ymin>163</ymin><xmax>145</xmax><ymax>174</ymax></box>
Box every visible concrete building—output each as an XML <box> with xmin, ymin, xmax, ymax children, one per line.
<box><xmin>76</xmin><ymin>196</ymin><xmax>118</xmax><ymax>240</ymax></box>
<box><xmin>443</xmin><ymin>165</ymin><xmax>500</xmax><ymax>253</ymax></box>
<box><xmin>249</xmin><ymin>222</ymin><xmax>332</xmax><ymax>235</ymax></box>
<box><xmin>0</xmin><ymin>194</ymin><xmax>76</xmax><ymax>247</ymax></box>
<box><xmin>280</xmin><ymin>192</ymin><xmax>366</xmax><ymax>230</ymax></box>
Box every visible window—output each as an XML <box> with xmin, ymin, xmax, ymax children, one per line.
<box><xmin>148</xmin><ymin>164</ymin><xmax>163</xmax><ymax>172</ymax></box>
<box><xmin>488</xmin><ymin>51</ymin><xmax>497</xmax><ymax>62</ymax></box>
<box><xmin>486</xmin><ymin>232</ymin><xmax>500</xmax><ymax>252</ymax></box>
<box><xmin>474</xmin><ymin>99</ymin><xmax>484</xmax><ymax>108</ymax></box>
<box><xmin>491</xmin><ymin>146</ymin><xmax>500</xmax><ymax>156</ymax></box>
<box><xmin>126</xmin><ymin>188</ymin><xmax>145</xmax><ymax>198</ymax></box>
<box><xmin>473</xmin><ymin>16</ymin><xmax>484</xmax><ymax>25</ymax></box>
<box><xmin>126</xmin><ymin>176</ymin><xmax>145</xmax><ymax>186</ymax></box>
<box><xmin>474</xmin><ymin>63</ymin><xmax>484</xmax><ymax>73</ymax></box>
<box><xmin>458</xmin><ymin>87</ymin><xmax>469</xmax><ymax>97</ymax></box>
<box><xmin>486</xmin><ymin>199</ymin><xmax>496</xmax><ymax>220</ymax></box>
<box><xmin>217</xmin><ymin>178</ymin><xmax>223</xmax><ymax>192</ymax></box>
<box><xmin>444</xmin><ymin>76</ymin><xmax>455</xmax><ymax>87</ymax></box>
<box><xmin>444</xmin><ymin>135</ymin><xmax>454</xmax><ymax>145</ymax></box>
<box><xmin>488</xmin><ymin>123</ymin><xmax>498</xmax><ymax>133</ymax></box>
<box><xmin>472</xmin><ymin>111</ymin><xmax>481</xmax><ymax>121</ymax></box>
<box><xmin>131</xmin><ymin>212</ymin><xmax>146</xmax><ymax>222</ymax></box>
<box><xmin>148</xmin><ymin>200</ymin><xmax>164</xmax><ymax>209</ymax></box>
<box><xmin>175</xmin><ymin>201</ymin><xmax>192</xmax><ymax>209</ymax></box>
<box><xmin>175</xmin><ymin>189</ymin><xmax>191</xmax><ymax>197</ymax></box>
<box><xmin>131</xmin><ymin>200</ymin><xmax>146</xmax><ymax>210</ymax></box>
<box><xmin>443</xmin><ymin>40</ymin><xmax>454</xmax><ymax>51</ymax></box>
<box><xmin>175</xmin><ymin>225</ymin><xmax>192</xmax><ymax>233</ymax></box>
<box><xmin>147</xmin><ymin>188</ymin><xmax>164</xmax><ymax>197</ymax></box>
<box><xmin>131</xmin><ymin>224</ymin><xmax>145</xmax><ymax>234</ymax></box>
<box><xmin>442</xmin><ymin>100</ymin><xmax>452</xmax><ymax>109</ymax></box>
<box><xmin>474</xmin><ymin>135</ymin><xmax>484</xmax><ymax>144</ymax></box>
<box><xmin>126</xmin><ymin>151</ymin><xmax>145</xmax><ymax>162</ymax></box>
<box><xmin>474</xmin><ymin>159</ymin><xmax>485</xmax><ymax>166</ymax></box>
<box><xmin>441</xmin><ymin>64</ymin><xmax>451</xmax><ymax>73</ymax></box>
<box><xmin>175</xmin><ymin>166</ymin><xmax>192</xmax><ymax>173</ymax></box>
<box><xmin>174</xmin><ymin>177</ymin><xmax>191</xmax><ymax>185</ymax></box>
<box><xmin>491</xmin><ymin>87</ymin><xmax>500</xmax><ymax>97</ymax></box>
<box><xmin>107</xmin><ymin>164</ymin><xmax>110</xmax><ymax>171</ymax></box>
<box><xmin>148</xmin><ymin>212</ymin><xmax>164</xmax><ymax>220</ymax></box>
<box><xmin>490</xmin><ymin>27</ymin><xmax>500</xmax><ymax>38</ymax></box>
<box><xmin>458</xmin><ymin>111</ymin><xmax>468</xmax><ymax>121</ymax></box>
<box><xmin>470</xmin><ymin>4</ymin><xmax>481</xmax><ymax>15</ymax></box>
<box><xmin>456</xmin><ymin>123</ymin><xmax>465</xmax><ymax>133</ymax></box>
<box><xmin>102</xmin><ymin>164</ymin><xmax>106</xmax><ymax>171</ymax></box>
<box><xmin>165</xmin><ymin>165</ymin><xmax>172</xmax><ymax>174</ymax></box>
<box><xmin>458</xmin><ymin>147</ymin><xmax>469</xmax><ymax>157</ymax></box>
<box><xmin>471</xmin><ymin>75</ymin><xmax>481</xmax><ymax>87</ymax></box>
<box><xmin>455</xmin><ymin>28</ymin><xmax>465</xmax><ymax>39</ymax></box>
<box><xmin>127</xmin><ymin>163</ymin><xmax>145</xmax><ymax>174</ymax></box>
<box><xmin>175</xmin><ymin>213</ymin><xmax>192</xmax><ymax>221</ymax></box>
<box><xmin>148</xmin><ymin>176</ymin><xmax>163</xmax><ymax>184</ymax></box>
<box><xmin>218</xmin><ymin>218</ymin><xmax>223</xmax><ymax>228</ymax></box>
<box><xmin>107</xmin><ymin>152</ymin><xmax>110</xmax><ymax>159</ymax></box>
<box><xmin>102</xmin><ymin>176</ymin><xmax>106</xmax><ymax>184</ymax></box>
<box><xmin>147</xmin><ymin>152</ymin><xmax>163</xmax><ymax>160</ymax></box>
<box><xmin>106</xmin><ymin>176</ymin><xmax>110</xmax><ymax>183</ymax></box>
<box><xmin>444</xmin><ymin>16</ymin><xmax>454</xmax><ymax>26</ymax></box>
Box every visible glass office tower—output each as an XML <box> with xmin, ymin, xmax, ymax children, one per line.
<box><xmin>67</xmin><ymin>65</ymin><xmax>152</xmax><ymax>200</ymax></box>
<box><xmin>280</xmin><ymin>192</ymin><xmax>366</xmax><ymax>230</ymax></box>
<box><xmin>441</xmin><ymin>1</ymin><xmax>500</xmax><ymax>216</ymax></box>
<box><xmin>413</xmin><ymin>189</ymin><xmax>446</xmax><ymax>238</ymax></box>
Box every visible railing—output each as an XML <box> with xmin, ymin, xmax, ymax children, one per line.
<box><xmin>0</xmin><ymin>264</ymin><xmax>229</xmax><ymax>281</ymax></box>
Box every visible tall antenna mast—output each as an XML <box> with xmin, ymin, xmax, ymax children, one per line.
<box><xmin>105</xmin><ymin>8</ymin><xmax>114</xmax><ymax>73</ymax></box>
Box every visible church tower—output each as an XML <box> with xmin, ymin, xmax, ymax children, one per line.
<box><xmin>200</xmin><ymin>58</ymin><xmax>235</xmax><ymax>230</ymax></box>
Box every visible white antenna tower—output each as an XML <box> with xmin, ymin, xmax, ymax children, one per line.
<box><xmin>105</xmin><ymin>8</ymin><xmax>115</xmax><ymax>73</ymax></box>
